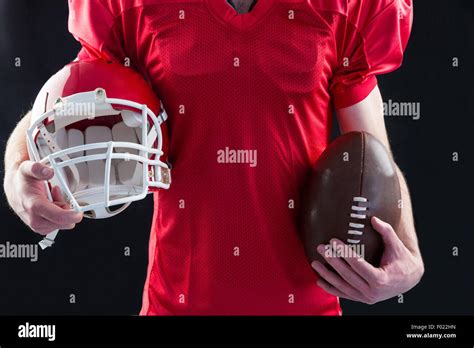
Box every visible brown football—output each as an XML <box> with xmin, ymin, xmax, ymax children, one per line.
<box><xmin>300</xmin><ymin>131</ymin><xmax>401</xmax><ymax>267</ymax></box>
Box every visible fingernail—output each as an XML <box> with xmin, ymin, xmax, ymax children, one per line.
<box><xmin>42</xmin><ymin>168</ymin><xmax>52</xmax><ymax>177</ymax></box>
<box><xmin>317</xmin><ymin>245</ymin><xmax>325</xmax><ymax>254</ymax></box>
<box><xmin>311</xmin><ymin>261</ymin><xmax>319</xmax><ymax>269</ymax></box>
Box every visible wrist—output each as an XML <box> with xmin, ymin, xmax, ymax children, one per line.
<box><xmin>411</xmin><ymin>253</ymin><xmax>425</xmax><ymax>283</ymax></box>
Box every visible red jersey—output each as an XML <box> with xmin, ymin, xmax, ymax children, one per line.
<box><xmin>68</xmin><ymin>0</ymin><xmax>412</xmax><ymax>315</ymax></box>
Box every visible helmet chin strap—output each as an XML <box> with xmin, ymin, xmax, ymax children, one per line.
<box><xmin>39</xmin><ymin>229</ymin><xmax>58</xmax><ymax>250</ymax></box>
<box><xmin>38</xmin><ymin>180</ymin><xmax>59</xmax><ymax>250</ymax></box>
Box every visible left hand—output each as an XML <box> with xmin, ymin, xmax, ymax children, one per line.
<box><xmin>311</xmin><ymin>216</ymin><xmax>424</xmax><ymax>304</ymax></box>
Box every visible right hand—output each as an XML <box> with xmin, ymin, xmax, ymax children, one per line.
<box><xmin>5</xmin><ymin>161</ymin><xmax>83</xmax><ymax>235</ymax></box>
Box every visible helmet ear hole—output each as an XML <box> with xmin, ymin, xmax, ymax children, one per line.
<box><xmin>46</xmin><ymin>122</ymin><xmax>56</xmax><ymax>133</ymax></box>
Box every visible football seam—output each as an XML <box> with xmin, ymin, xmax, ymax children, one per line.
<box><xmin>359</xmin><ymin>132</ymin><xmax>366</xmax><ymax>198</ymax></box>
<box><xmin>347</xmin><ymin>132</ymin><xmax>367</xmax><ymax>246</ymax></box>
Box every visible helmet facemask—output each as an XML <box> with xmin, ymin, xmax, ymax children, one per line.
<box><xmin>27</xmin><ymin>88</ymin><xmax>171</xmax><ymax>221</ymax></box>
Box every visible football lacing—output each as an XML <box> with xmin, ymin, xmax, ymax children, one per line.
<box><xmin>347</xmin><ymin>197</ymin><xmax>368</xmax><ymax>244</ymax></box>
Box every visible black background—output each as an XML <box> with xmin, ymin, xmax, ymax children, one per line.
<box><xmin>0</xmin><ymin>0</ymin><xmax>473</xmax><ymax>315</ymax></box>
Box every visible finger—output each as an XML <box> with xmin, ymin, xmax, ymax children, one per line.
<box><xmin>60</xmin><ymin>224</ymin><xmax>76</xmax><ymax>230</ymax></box>
<box><xmin>27</xmin><ymin>216</ymin><xmax>62</xmax><ymax>236</ymax></box>
<box><xmin>372</xmin><ymin>216</ymin><xmax>405</xmax><ymax>255</ymax></box>
<box><xmin>19</xmin><ymin>161</ymin><xmax>53</xmax><ymax>181</ymax></box>
<box><xmin>339</xmin><ymin>245</ymin><xmax>383</xmax><ymax>284</ymax></box>
<box><xmin>51</xmin><ymin>185</ymin><xmax>67</xmax><ymax>203</ymax></box>
<box><xmin>311</xmin><ymin>260</ymin><xmax>363</xmax><ymax>300</ymax></box>
<box><xmin>316</xmin><ymin>278</ymin><xmax>357</xmax><ymax>301</ymax></box>
<box><xmin>320</xmin><ymin>240</ymin><xmax>371</xmax><ymax>292</ymax></box>
<box><xmin>35</xmin><ymin>200</ymin><xmax>83</xmax><ymax>227</ymax></box>
<box><xmin>55</xmin><ymin>202</ymin><xmax>71</xmax><ymax>209</ymax></box>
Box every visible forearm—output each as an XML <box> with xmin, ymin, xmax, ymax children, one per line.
<box><xmin>3</xmin><ymin>111</ymin><xmax>31</xmax><ymax>188</ymax></box>
<box><xmin>337</xmin><ymin>87</ymin><xmax>423</xmax><ymax>261</ymax></box>
<box><xmin>395</xmin><ymin>166</ymin><xmax>422</xmax><ymax>259</ymax></box>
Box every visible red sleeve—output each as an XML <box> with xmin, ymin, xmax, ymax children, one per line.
<box><xmin>68</xmin><ymin>0</ymin><xmax>127</xmax><ymax>62</ymax></box>
<box><xmin>330</xmin><ymin>0</ymin><xmax>413</xmax><ymax>109</ymax></box>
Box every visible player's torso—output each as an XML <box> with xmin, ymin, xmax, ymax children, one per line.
<box><xmin>114</xmin><ymin>0</ymin><xmax>340</xmax><ymax>315</ymax></box>
<box><xmin>118</xmin><ymin>0</ymin><xmax>338</xmax><ymax>162</ymax></box>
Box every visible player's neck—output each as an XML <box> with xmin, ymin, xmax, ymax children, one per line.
<box><xmin>226</xmin><ymin>0</ymin><xmax>257</xmax><ymax>14</ymax></box>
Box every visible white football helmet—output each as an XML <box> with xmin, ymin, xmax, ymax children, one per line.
<box><xmin>27</xmin><ymin>59</ymin><xmax>171</xmax><ymax>249</ymax></box>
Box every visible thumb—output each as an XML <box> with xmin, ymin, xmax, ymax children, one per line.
<box><xmin>19</xmin><ymin>161</ymin><xmax>54</xmax><ymax>181</ymax></box>
<box><xmin>371</xmin><ymin>216</ymin><xmax>404</xmax><ymax>256</ymax></box>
